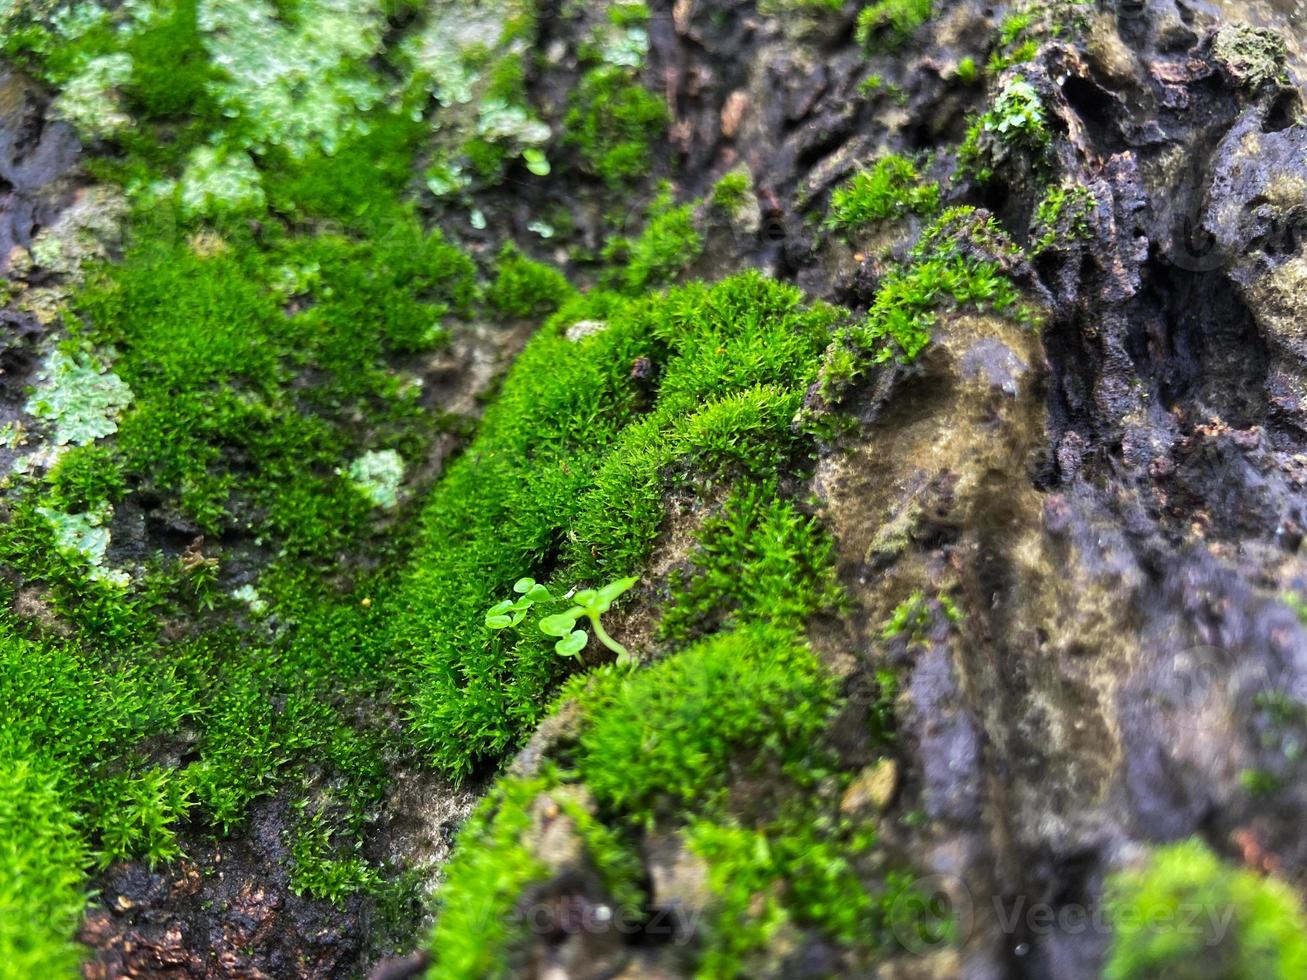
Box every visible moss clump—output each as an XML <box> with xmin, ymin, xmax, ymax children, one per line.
<box><xmin>661</xmin><ymin>485</ymin><xmax>844</xmax><ymax>641</ymax></box>
<box><xmin>425</xmin><ymin>776</ymin><xmax>551</xmax><ymax>979</ymax></box>
<box><xmin>564</xmin><ymin>64</ymin><xmax>668</xmax><ymax>186</ymax></box>
<box><xmin>1104</xmin><ymin>838</ymin><xmax>1307</xmax><ymax>979</ymax></box>
<box><xmin>825</xmin><ymin>155</ymin><xmax>940</xmax><ymax>233</ymax></box>
<box><xmin>392</xmin><ymin>272</ymin><xmax>841</xmax><ymax>780</ymax></box>
<box><xmin>1212</xmin><ymin>24</ymin><xmax>1288</xmax><ymax>89</ymax></box>
<box><xmin>815</xmin><ymin>206</ymin><xmax>1024</xmax><ymax>399</ymax></box>
<box><xmin>986</xmin><ymin>0</ymin><xmax>1092</xmax><ymax>72</ymax></box>
<box><xmin>958</xmin><ymin>75</ymin><xmax>1051</xmax><ymax>184</ymax></box>
<box><xmin>77</xmin><ymin>209</ymin><xmax>472</xmax><ymax>538</ymax></box>
<box><xmin>44</xmin><ymin>445</ymin><xmax>126</xmax><ymax>513</ymax></box>
<box><xmin>487</xmin><ymin>245</ymin><xmax>576</xmax><ymax>319</ymax></box>
<box><xmin>688</xmin><ymin>820</ymin><xmax>927</xmax><ymax>977</ymax></box>
<box><xmin>604</xmin><ymin>195</ymin><xmax>704</xmax><ymax>292</ymax></box>
<box><xmin>123</xmin><ymin>0</ymin><xmax>222</xmax><ymax>122</ymax></box>
<box><xmin>711</xmin><ymin>169</ymin><xmax>753</xmax><ymax>214</ymax></box>
<box><xmin>855</xmin><ymin>0</ymin><xmax>933</xmax><ymax>53</ymax></box>
<box><xmin>1031</xmin><ymin>182</ymin><xmax>1095</xmax><ymax>254</ymax></box>
<box><xmin>573</xmin><ymin>626</ymin><xmax>839</xmax><ymax>823</ymax></box>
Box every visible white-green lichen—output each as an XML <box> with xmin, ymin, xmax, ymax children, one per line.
<box><xmin>199</xmin><ymin>0</ymin><xmax>387</xmax><ymax>159</ymax></box>
<box><xmin>405</xmin><ymin>0</ymin><xmax>550</xmax><ymax>196</ymax></box>
<box><xmin>36</xmin><ymin>505</ymin><xmax>129</xmax><ymax>587</ymax></box>
<box><xmin>177</xmin><ymin>146</ymin><xmax>268</xmax><ymax>217</ymax></box>
<box><xmin>50</xmin><ymin>52</ymin><xmax>133</xmax><ymax>139</ymax></box>
<box><xmin>25</xmin><ymin>350</ymin><xmax>133</xmax><ymax>447</ymax></box>
<box><xmin>346</xmin><ymin>450</ymin><xmax>404</xmax><ymax>509</ymax></box>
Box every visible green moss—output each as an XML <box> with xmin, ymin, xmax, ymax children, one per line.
<box><xmin>606</xmin><ymin>197</ymin><xmax>703</xmax><ymax>292</ymax></box>
<box><xmin>44</xmin><ymin>445</ymin><xmax>126</xmax><ymax>512</ymax></box>
<box><xmin>487</xmin><ymin>245</ymin><xmax>576</xmax><ymax>319</ymax></box>
<box><xmin>825</xmin><ymin>155</ymin><xmax>940</xmax><ymax>233</ymax></box>
<box><xmin>661</xmin><ymin>484</ymin><xmax>844</xmax><ymax>641</ymax></box>
<box><xmin>688</xmin><ymin>819</ymin><xmax>927</xmax><ymax>977</ymax></box>
<box><xmin>564</xmin><ymin>64</ymin><xmax>668</xmax><ymax>186</ymax></box>
<box><xmin>815</xmin><ymin>206</ymin><xmax>1024</xmax><ymax>399</ymax></box>
<box><xmin>958</xmin><ymin>75</ymin><xmax>1051</xmax><ymax>184</ymax></box>
<box><xmin>123</xmin><ymin>0</ymin><xmax>222</xmax><ymax>122</ymax></box>
<box><xmin>1031</xmin><ymin>182</ymin><xmax>1095</xmax><ymax>254</ymax></box>
<box><xmin>571</xmin><ymin>625</ymin><xmax>839</xmax><ymax>823</ymax></box>
<box><xmin>710</xmin><ymin>169</ymin><xmax>753</xmax><ymax>215</ymax></box>
<box><xmin>1212</xmin><ymin>24</ymin><xmax>1289</xmax><ymax>89</ymax></box>
<box><xmin>855</xmin><ymin>0</ymin><xmax>933</xmax><ymax>52</ymax></box>
<box><xmin>426</xmin><ymin>772</ymin><xmax>646</xmax><ymax>980</ymax></box>
<box><xmin>426</xmin><ymin>775</ymin><xmax>552</xmax><ymax>979</ymax></box>
<box><xmin>1105</xmin><ymin>839</ymin><xmax>1307</xmax><ymax>979</ymax></box>
<box><xmin>986</xmin><ymin>0</ymin><xmax>1091</xmax><ymax>72</ymax></box>
<box><xmin>0</xmin><ymin>753</ymin><xmax>88</xmax><ymax>978</ymax></box>
<box><xmin>391</xmin><ymin>273</ymin><xmax>841</xmax><ymax>780</ymax></box>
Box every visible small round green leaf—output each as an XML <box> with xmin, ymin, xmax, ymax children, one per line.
<box><xmin>555</xmin><ymin>630</ymin><xmax>587</xmax><ymax>657</ymax></box>
<box><xmin>523</xmin><ymin>148</ymin><xmax>551</xmax><ymax>176</ymax></box>
<box><xmin>539</xmin><ymin>610</ymin><xmax>581</xmax><ymax>637</ymax></box>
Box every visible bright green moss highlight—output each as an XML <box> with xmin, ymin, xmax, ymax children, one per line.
<box><xmin>392</xmin><ymin>273</ymin><xmax>842</xmax><ymax>780</ymax></box>
<box><xmin>426</xmin><ymin>775</ymin><xmax>551</xmax><ymax>979</ymax></box>
<box><xmin>825</xmin><ymin>155</ymin><xmax>940</xmax><ymax>233</ymax></box>
<box><xmin>573</xmin><ymin>625</ymin><xmax>839</xmax><ymax>823</ymax></box>
<box><xmin>0</xmin><ymin>754</ymin><xmax>88</xmax><ymax>978</ymax></box>
<box><xmin>1104</xmin><ymin>838</ymin><xmax>1307</xmax><ymax>979</ymax></box>
<box><xmin>44</xmin><ymin>445</ymin><xmax>126</xmax><ymax>512</ymax></box>
<box><xmin>427</xmin><ymin>772</ymin><xmax>646</xmax><ymax>980</ymax></box>
<box><xmin>855</xmin><ymin>0</ymin><xmax>933</xmax><ymax>52</ymax></box>
<box><xmin>564</xmin><ymin>64</ymin><xmax>668</xmax><ymax>186</ymax></box>
<box><xmin>662</xmin><ymin>485</ymin><xmax>844</xmax><ymax>641</ymax></box>
<box><xmin>77</xmin><ymin>209</ymin><xmax>472</xmax><ymax>539</ymax></box>
<box><xmin>711</xmin><ymin>170</ymin><xmax>750</xmax><ymax>210</ymax></box>
<box><xmin>487</xmin><ymin>245</ymin><xmax>576</xmax><ymax>319</ymax></box>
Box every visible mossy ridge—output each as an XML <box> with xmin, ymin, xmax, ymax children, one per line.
<box><xmin>0</xmin><ymin>749</ymin><xmax>89</xmax><ymax>977</ymax></box>
<box><xmin>391</xmin><ymin>272</ymin><xmax>844</xmax><ymax>780</ymax></box>
<box><xmin>0</xmin><ymin>0</ymin><xmax>510</xmax><ymax>938</ymax></box>
<box><xmin>427</xmin><ymin>625</ymin><xmax>923</xmax><ymax>973</ymax></box>
<box><xmin>855</xmin><ymin>0</ymin><xmax>933</xmax><ymax>54</ymax></box>
<box><xmin>421</xmin><ymin>271</ymin><xmax>933</xmax><ymax>974</ymax></box>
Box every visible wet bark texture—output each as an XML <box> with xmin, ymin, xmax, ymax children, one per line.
<box><xmin>3</xmin><ymin>0</ymin><xmax>1307</xmax><ymax>976</ymax></box>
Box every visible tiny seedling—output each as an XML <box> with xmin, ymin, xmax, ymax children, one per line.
<box><xmin>539</xmin><ymin>577</ymin><xmax>639</xmax><ymax>663</ymax></box>
<box><xmin>485</xmin><ymin>575</ymin><xmax>640</xmax><ymax>664</ymax></box>
<box><xmin>484</xmin><ymin>577</ymin><xmax>552</xmax><ymax>629</ymax></box>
